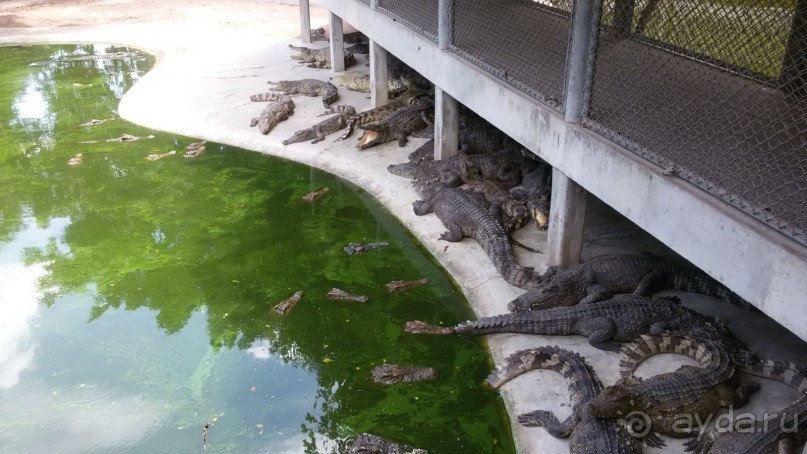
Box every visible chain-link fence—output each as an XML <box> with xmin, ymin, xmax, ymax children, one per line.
<box><xmin>450</xmin><ymin>0</ymin><xmax>574</xmax><ymax>110</ymax></box>
<box><xmin>585</xmin><ymin>0</ymin><xmax>806</xmax><ymax>244</ymax></box>
<box><xmin>377</xmin><ymin>0</ymin><xmax>439</xmax><ymax>42</ymax></box>
<box><xmin>340</xmin><ymin>0</ymin><xmax>806</xmax><ymax>245</ymax></box>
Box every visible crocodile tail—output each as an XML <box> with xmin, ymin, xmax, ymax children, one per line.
<box><xmin>453</xmin><ymin>310</ymin><xmax>561</xmax><ymax>336</ymax></box>
<box><xmin>618</xmin><ymin>333</ymin><xmax>729</xmax><ymax>384</ymax></box>
<box><xmin>739</xmin><ymin>358</ymin><xmax>807</xmax><ymax>395</ymax></box>
<box><xmin>250</xmin><ymin>92</ymin><xmax>285</xmax><ymax>102</ymax></box>
<box><xmin>669</xmin><ymin>264</ymin><xmax>753</xmax><ymax>309</ymax></box>
<box><xmin>487</xmin><ymin>347</ymin><xmax>603</xmax><ymax>406</ymax></box>
<box><xmin>321</xmin><ymin>85</ymin><xmax>339</xmax><ymax>107</ymax></box>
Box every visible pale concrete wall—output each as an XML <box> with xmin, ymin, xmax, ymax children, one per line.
<box><xmin>316</xmin><ymin>0</ymin><xmax>807</xmax><ymax>341</ymax></box>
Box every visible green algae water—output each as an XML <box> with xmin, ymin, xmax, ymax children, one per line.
<box><xmin>0</xmin><ymin>44</ymin><xmax>515</xmax><ymax>453</ymax></box>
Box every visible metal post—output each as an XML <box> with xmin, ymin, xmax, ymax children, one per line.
<box><xmin>782</xmin><ymin>0</ymin><xmax>807</xmax><ymax>97</ymax></box>
<box><xmin>546</xmin><ymin>169</ymin><xmax>587</xmax><ymax>267</ymax></box>
<box><xmin>438</xmin><ymin>0</ymin><xmax>454</xmax><ymax>50</ymax></box>
<box><xmin>370</xmin><ymin>41</ymin><xmax>389</xmax><ymax>108</ymax></box>
<box><xmin>329</xmin><ymin>13</ymin><xmax>345</xmax><ymax>73</ymax></box>
<box><xmin>563</xmin><ymin>0</ymin><xmax>601</xmax><ymax>123</ymax></box>
<box><xmin>299</xmin><ymin>0</ymin><xmax>312</xmax><ymax>43</ymax></box>
<box><xmin>434</xmin><ymin>87</ymin><xmax>459</xmax><ymax>160</ymax></box>
<box><xmin>613</xmin><ymin>0</ymin><xmax>635</xmax><ymax>36</ymax></box>
<box><xmin>370</xmin><ymin>0</ymin><xmax>379</xmax><ymax>10</ymax></box>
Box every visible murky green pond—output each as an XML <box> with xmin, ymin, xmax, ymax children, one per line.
<box><xmin>0</xmin><ymin>44</ymin><xmax>515</xmax><ymax>453</ymax></box>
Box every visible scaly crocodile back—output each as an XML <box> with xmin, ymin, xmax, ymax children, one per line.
<box><xmin>430</xmin><ymin>185</ymin><xmax>541</xmax><ymax>289</ymax></box>
<box><xmin>739</xmin><ymin>358</ymin><xmax>807</xmax><ymax>394</ymax></box>
<box><xmin>619</xmin><ymin>333</ymin><xmax>725</xmax><ymax>383</ymax></box>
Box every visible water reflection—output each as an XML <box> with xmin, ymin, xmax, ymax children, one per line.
<box><xmin>0</xmin><ymin>44</ymin><xmax>514</xmax><ymax>453</ymax></box>
<box><xmin>0</xmin><ymin>210</ymin><xmax>70</xmax><ymax>389</ymax></box>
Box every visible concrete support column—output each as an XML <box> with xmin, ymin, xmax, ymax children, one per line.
<box><xmin>434</xmin><ymin>87</ymin><xmax>459</xmax><ymax>160</ymax></box>
<box><xmin>370</xmin><ymin>41</ymin><xmax>389</xmax><ymax>108</ymax></box>
<box><xmin>329</xmin><ymin>13</ymin><xmax>345</xmax><ymax>73</ymax></box>
<box><xmin>563</xmin><ymin>0</ymin><xmax>601</xmax><ymax>123</ymax></box>
<box><xmin>299</xmin><ymin>0</ymin><xmax>312</xmax><ymax>43</ymax></box>
<box><xmin>546</xmin><ymin>169</ymin><xmax>587</xmax><ymax>267</ymax></box>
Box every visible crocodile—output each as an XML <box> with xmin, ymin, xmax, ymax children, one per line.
<box><xmin>389</xmin><ymin>152</ymin><xmax>524</xmax><ymax>189</ymax></box>
<box><xmin>288</xmin><ymin>44</ymin><xmax>355</xmax><ymax>69</ymax></box>
<box><xmin>249</xmin><ymin>93</ymin><xmax>295</xmax><ymax>135</ymax></box>
<box><xmin>336</xmin><ymin>74</ymin><xmax>408</xmax><ymax>95</ymax></box>
<box><xmin>586</xmin><ymin>332</ymin><xmax>759</xmax><ymax>439</ymax></box>
<box><xmin>310</xmin><ymin>27</ymin><xmax>368</xmax><ymax>44</ymax></box>
<box><xmin>183</xmin><ymin>140</ymin><xmax>207</xmax><ymax>158</ymax></box>
<box><xmin>511</xmin><ymin>164</ymin><xmax>553</xmax><ymax>230</ymax></box>
<box><xmin>371</xmin><ymin>364</ymin><xmax>438</xmax><ymax>384</ymax></box>
<box><xmin>507</xmin><ymin>253</ymin><xmax>752</xmax><ymax>312</ymax></box>
<box><xmin>326</xmin><ymin>288</ymin><xmax>368</xmax><ymax>303</ymax></box>
<box><xmin>384</xmin><ymin>278</ymin><xmax>429</xmax><ymax>293</ymax></box>
<box><xmin>405</xmin><ymin>117</ymin><xmax>524</xmax><ymax>163</ymax></box>
<box><xmin>266</xmin><ymin>79</ymin><xmax>339</xmax><ymax>107</ymax></box>
<box><xmin>343</xmin><ymin>241</ymin><xmax>390</xmax><ymax>255</ymax></box>
<box><xmin>282</xmin><ymin>105</ymin><xmax>356</xmax><ymax>145</ymax></box>
<box><xmin>683</xmin><ymin>395</ymin><xmax>807</xmax><ymax>453</ymax></box>
<box><xmin>302</xmin><ymin>187</ymin><xmax>329</xmax><ymax>201</ymax></box>
<box><xmin>335</xmin><ymin>88</ymin><xmax>428</xmax><ymax>141</ymax></box>
<box><xmin>145</xmin><ymin>150</ymin><xmax>176</xmax><ymax>161</ymax></box>
<box><xmin>487</xmin><ymin>346</ymin><xmax>645</xmax><ymax>453</ymax></box>
<box><xmin>272</xmin><ymin>290</ymin><xmax>304</xmax><ymax>315</ymax></box>
<box><xmin>403</xmin><ymin>320</ymin><xmax>453</xmax><ymax>334</ymax></box>
<box><xmin>411</xmin><ymin>180</ymin><xmax>542</xmax><ymax>289</ymax></box>
<box><xmin>356</xmin><ymin>98</ymin><xmax>434</xmax><ymax>149</ymax></box>
<box><xmin>462</xmin><ymin>167</ymin><xmax>530</xmax><ymax>233</ymax></box>
<box><xmin>446</xmin><ymin>294</ymin><xmax>754</xmax><ymax>356</ymax></box>
<box><xmin>347</xmin><ymin>433</ymin><xmax>428</xmax><ymax>454</ymax></box>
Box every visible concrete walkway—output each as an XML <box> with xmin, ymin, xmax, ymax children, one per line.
<box><xmin>1</xmin><ymin>1</ymin><xmax>804</xmax><ymax>453</ymax></box>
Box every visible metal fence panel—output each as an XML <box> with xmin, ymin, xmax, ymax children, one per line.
<box><xmin>377</xmin><ymin>0</ymin><xmax>439</xmax><ymax>42</ymax></box>
<box><xmin>586</xmin><ymin>0</ymin><xmax>806</xmax><ymax>244</ymax></box>
<box><xmin>450</xmin><ymin>0</ymin><xmax>574</xmax><ymax>110</ymax></box>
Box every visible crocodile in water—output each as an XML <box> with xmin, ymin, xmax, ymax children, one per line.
<box><xmin>347</xmin><ymin>433</ymin><xmax>428</xmax><ymax>454</ymax></box>
<box><xmin>371</xmin><ymin>364</ymin><xmax>438</xmax><ymax>384</ymax></box>
<box><xmin>343</xmin><ymin>241</ymin><xmax>389</xmax><ymax>255</ymax></box>
<box><xmin>272</xmin><ymin>291</ymin><xmax>304</xmax><ymax>315</ymax></box>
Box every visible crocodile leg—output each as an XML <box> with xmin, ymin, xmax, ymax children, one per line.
<box><xmin>632</xmin><ymin>270</ymin><xmax>668</xmax><ymax>295</ymax></box>
<box><xmin>412</xmin><ymin>200</ymin><xmax>434</xmax><ymax>215</ymax></box>
<box><xmin>579</xmin><ymin>317</ymin><xmax>620</xmax><ymax>351</ymax></box>
<box><xmin>439</xmin><ymin>221</ymin><xmax>464</xmax><ymax>242</ymax></box>
<box><xmin>578</xmin><ymin>286</ymin><xmax>613</xmax><ymax>305</ymax></box>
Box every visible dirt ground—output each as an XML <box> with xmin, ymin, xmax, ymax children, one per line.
<box><xmin>0</xmin><ymin>0</ymin><xmax>306</xmax><ymax>28</ymax></box>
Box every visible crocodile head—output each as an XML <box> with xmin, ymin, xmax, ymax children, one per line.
<box><xmin>585</xmin><ymin>384</ymin><xmax>639</xmax><ymax>419</ymax></box>
<box><xmin>507</xmin><ymin>274</ymin><xmax>577</xmax><ymax>311</ymax></box>
<box><xmin>356</xmin><ymin>124</ymin><xmax>394</xmax><ymax>150</ymax></box>
<box><xmin>527</xmin><ymin>193</ymin><xmax>550</xmax><ymax>230</ymax></box>
<box><xmin>411</xmin><ymin>179</ymin><xmax>448</xmax><ymax>200</ymax></box>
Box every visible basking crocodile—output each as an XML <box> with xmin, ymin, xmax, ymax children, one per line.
<box><xmin>487</xmin><ymin>346</ymin><xmax>645</xmax><ymax>453</ymax></box>
<box><xmin>412</xmin><ymin>180</ymin><xmax>542</xmax><ymax>289</ymax></box>
<box><xmin>336</xmin><ymin>87</ymin><xmax>427</xmax><ymax>141</ymax></box>
<box><xmin>282</xmin><ymin>105</ymin><xmax>356</xmax><ymax>145</ymax></box>
<box><xmin>266</xmin><ymin>79</ymin><xmax>339</xmax><ymax>107</ymax></box>
<box><xmin>511</xmin><ymin>164</ymin><xmax>553</xmax><ymax>230</ymax></box>
<box><xmin>288</xmin><ymin>44</ymin><xmax>355</xmax><ymax>69</ymax></box>
<box><xmin>586</xmin><ymin>333</ymin><xmax>759</xmax><ymax>439</ymax></box>
<box><xmin>463</xmin><ymin>167</ymin><xmax>530</xmax><ymax>233</ymax></box>
<box><xmin>347</xmin><ymin>433</ymin><xmax>428</xmax><ymax>454</ymax></box>
<box><xmin>683</xmin><ymin>395</ymin><xmax>807</xmax><ymax>453</ymax></box>
<box><xmin>336</xmin><ymin>74</ymin><xmax>408</xmax><ymax>95</ymax></box>
<box><xmin>310</xmin><ymin>27</ymin><xmax>367</xmax><ymax>44</ymax></box>
<box><xmin>447</xmin><ymin>294</ymin><xmax>754</xmax><ymax>357</ymax></box>
<box><xmin>507</xmin><ymin>253</ymin><xmax>752</xmax><ymax>312</ymax></box>
<box><xmin>390</xmin><ymin>148</ymin><xmax>534</xmax><ymax>189</ymax></box>
<box><xmin>371</xmin><ymin>364</ymin><xmax>438</xmax><ymax>384</ymax></box>
<box><xmin>249</xmin><ymin>93</ymin><xmax>295</xmax><ymax>135</ymax></box>
<box><xmin>356</xmin><ymin>98</ymin><xmax>433</xmax><ymax>149</ymax></box>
